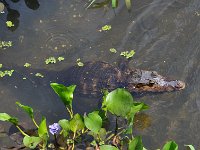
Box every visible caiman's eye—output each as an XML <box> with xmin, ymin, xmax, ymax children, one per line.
<box><xmin>149</xmin><ymin>80</ymin><xmax>155</xmax><ymax>86</ymax></box>
<box><xmin>151</xmin><ymin>71</ymin><xmax>158</xmax><ymax>78</ymax></box>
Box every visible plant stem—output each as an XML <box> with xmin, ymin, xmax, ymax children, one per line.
<box><xmin>16</xmin><ymin>125</ymin><xmax>29</xmax><ymax>137</ymax></box>
<box><xmin>66</xmin><ymin>107</ymin><xmax>73</xmax><ymax>119</ymax></box>
<box><xmin>115</xmin><ymin>116</ymin><xmax>118</xmax><ymax>135</ymax></box>
<box><xmin>32</xmin><ymin>118</ymin><xmax>39</xmax><ymax>128</ymax></box>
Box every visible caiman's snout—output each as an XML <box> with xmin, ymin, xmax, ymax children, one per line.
<box><xmin>170</xmin><ymin>80</ymin><xmax>185</xmax><ymax>90</ymax></box>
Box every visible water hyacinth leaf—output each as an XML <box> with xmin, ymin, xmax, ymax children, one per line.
<box><xmin>38</xmin><ymin>117</ymin><xmax>48</xmax><ymax>138</ymax></box>
<box><xmin>124</xmin><ymin>0</ymin><xmax>131</xmax><ymax>10</ymax></box>
<box><xmin>100</xmin><ymin>145</ymin><xmax>119</xmax><ymax>150</ymax></box>
<box><xmin>0</xmin><ymin>113</ymin><xmax>18</xmax><ymax>125</ymax></box>
<box><xmin>184</xmin><ymin>145</ymin><xmax>195</xmax><ymax>150</ymax></box>
<box><xmin>105</xmin><ymin>88</ymin><xmax>133</xmax><ymax>117</ymax></box>
<box><xmin>128</xmin><ymin>136</ymin><xmax>143</xmax><ymax>150</ymax></box>
<box><xmin>23</xmin><ymin>135</ymin><xmax>42</xmax><ymax>149</ymax></box>
<box><xmin>70</xmin><ymin>114</ymin><xmax>85</xmax><ymax>132</ymax></box>
<box><xmin>112</xmin><ymin>0</ymin><xmax>117</xmax><ymax>8</ymax></box>
<box><xmin>84</xmin><ymin>111</ymin><xmax>102</xmax><ymax>134</ymax></box>
<box><xmin>162</xmin><ymin>141</ymin><xmax>178</xmax><ymax>150</ymax></box>
<box><xmin>58</xmin><ymin>119</ymin><xmax>70</xmax><ymax>137</ymax></box>
<box><xmin>16</xmin><ymin>102</ymin><xmax>34</xmax><ymax>119</ymax></box>
<box><xmin>50</xmin><ymin>83</ymin><xmax>76</xmax><ymax>108</ymax></box>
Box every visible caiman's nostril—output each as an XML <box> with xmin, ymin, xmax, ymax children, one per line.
<box><xmin>176</xmin><ymin>81</ymin><xmax>186</xmax><ymax>90</ymax></box>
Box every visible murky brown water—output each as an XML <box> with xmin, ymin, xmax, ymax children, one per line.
<box><xmin>0</xmin><ymin>0</ymin><xmax>200</xmax><ymax>149</ymax></box>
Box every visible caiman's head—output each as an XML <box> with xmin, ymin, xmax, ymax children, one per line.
<box><xmin>126</xmin><ymin>69</ymin><xmax>185</xmax><ymax>92</ymax></box>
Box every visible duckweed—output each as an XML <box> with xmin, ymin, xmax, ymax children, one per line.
<box><xmin>120</xmin><ymin>50</ymin><xmax>135</xmax><ymax>59</ymax></box>
<box><xmin>6</xmin><ymin>21</ymin><xmax>14</xmax><ymax>27</ymax></box>
<box><xmin>58</xmin><ymin>57</ymin><xmax>65</xmax><ymax>61</ymax></box>
<box><xmin>35</xmin><ymin>73</ymin><xmax>44</xmax><ymax>78</ymax></box>
<box><xmin>101</xmin><ymin>25</ymin><xmax>111</xmax><ymax>31</ymax></box>
<box><xmin>0</xmin><ymin>41</ymin><xmax>12</xmax><ymax>48</ymax></box>
<box><xmin>45</xmin><ymin>57</ymin><xmax>56</xmax><ymax>64</ymax></box>
<box><xmin>24</xmin><ymin>63</ymin><xmax>31</xmax><ymax>68</ymax></box>
<box><xmin>109</xmin><ymin>48</ymin><xmax>117</xmax><ymax>53</ymax></box>
<box><xmin>0</xmin><ymin>70</ymin><xmax>14</xmax><ymax>77</ymax></box>
<box><xmin>76</xmin><ymin>58</ymin><xmax>84</xmax><ymax>67</ymax></box>
<box><xmin>0</xmin><ymin>64</ymin><xmax>2</xmax><ymax>68</ymax></box>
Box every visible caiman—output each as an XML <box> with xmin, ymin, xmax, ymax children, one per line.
<box><xmin>62</xmin><ymin>61</ymin><xmax>185</xmax><ymax>95</ymax></box>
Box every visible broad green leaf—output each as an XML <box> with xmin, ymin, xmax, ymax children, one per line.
<box><xmin>0</xmin><ymin>113</ymin><xmax>18</xmax><ymax>125</ymax></box>
<box><xmin>100</xmin><ymin>145</ymin><xmax>119</xmax><ymax>150</ymax></box>
<box><xmin>128</xmin><ymin>136</ymin><xmax>143</xmax><ymax>150</ymax></box>
<box><xmin>184</xmin><ymin>145</ymin><xmax>195</xmax><ymax>150</ymax></box>
<box><xmin>0</xmin><ymin>113</ymin><xmax>12</xmax><ymax>121</ymax></box>
<box><xmin>162</xmin><ymin>141</ymin><xmax>178</xmax><ymax>150</ymax></box>
<box><xmin>105</xmin><ymin>88</ymin><xmax>133</xmax><ymax>117</ymax></box>
<box><xmin>23</xmin><ymin>135</ymin><xmax>42</xmax><ymax>149</ymax></box>
<box><xmin>112</xmin><ymin>0</ymin><xmax>117</xmax><ymax>8</ymax></box>
<box><xmin>124</xmin><ymin>0</ymin><xmax>131</xmax><ymax>10</ymax></box>
<box><xmin>84</xmin><ymin>111</ymin><xmax>102</xmax><ymax>134</ymax></box>
<box><xmin>58</xmin><ymin>119</ymin><xmax>70</xmax><ymax>137</ymax></box>
<box><xmin>38</xmin><ymin>117</ymin><xmax>48</xmax><ymax>138</ymax></box>
<box><xmin>70</xmin><ymin>114</ymin><xmax>85</xmax><ymax>132</ymax></box>
<box><xmin>16</xmin><ymin>102</ymin><xmax>34</xmax><ymax>119</ymax></box>
<box><xmin>50</xmin><ymin>83</ymin><xmax>76</xmax><ymax>108</ymax></box>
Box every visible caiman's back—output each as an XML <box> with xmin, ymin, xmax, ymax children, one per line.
<box><xmin>65</xmin><ymin>61</ymin><xmax>125</xmax><ymax>95</ymax></box>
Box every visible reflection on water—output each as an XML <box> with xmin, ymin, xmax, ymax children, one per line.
<box><xmin>0</xmin><ymin>0</ymin><xmax>39</xmax><ymax>31</ymax></box>
<box><xmin>0</xmin><ymin>0</ymin><xmax>200</xmax><ymax>149</ymax></box>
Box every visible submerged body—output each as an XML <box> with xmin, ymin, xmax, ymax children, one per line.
<box><xmin>65</xmin><ymin>61</ymin><xmax>185</xmax><ymax>95</ymax></box>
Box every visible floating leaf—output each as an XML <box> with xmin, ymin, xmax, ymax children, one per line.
<box><xmin>16</xmin><ymin>102</ymin><xmax>34</xmax><ymax>119</ymax></box>
<box><xmin>120</xmin><ymin>50</ymin><xmax>135</xmax><ymax>59</ymax></box>
<box><xmin>104</xmin><ymin>88</ymin><xmax>133</xmax><ymax>117</ymax></box>
<box><xmin>70</xmin><ymin>114</ymin><xmax>85</xmax><ymax>133</ymax></box>
<box><xmin>109</xmin><ymin>48</ymin><xmax>117</xmax><ymax>53</ymax></box>
<box><xmin>128</xmin><ymin>136</ymin><xmax>143</xmax><ymax>150</ymax></box>
<box><xmin>50</xmin><ymin>83</ymin><xmax>76</xmax><ymax>109</ymax></box>
<box><xmin>100</xmin><ymin>145</ymin><xmax>119</xmax><ymax>150</ymax></box>
<box><xmin>162</xmin><ymin>141</ymin><xmax>178</xmax><ymax>150</ymax></box>
<box><xmin>84</xmin><ymin>111</ymin><xmax>102</xmax><ymax>134</ymax></box>
<box><xmin>184</xmin><ymin>145</ymin><xmax>195</xmax><ymax>150</ymax></box>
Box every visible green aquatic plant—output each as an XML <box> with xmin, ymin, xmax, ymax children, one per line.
<box><xmin>58</xmin><ymin>56</ymin><xmax>65</xmax><ymax>61</ymax></box>
<box><xmin>0</xmin><ymin>64</ymin><xmax>2</xmax><ymax>68</ymax></box>
<box><xmin>0</xmin><ymin>69</ymin><xmax>14</xmax><ymax>77</ymax></box>
<box><xmin>45</xmin><ymin>57</ymin><xmax>56</xmax><ymax>64</ymax></box>
<box><xmin>110</xmin><ymin>48</ymin><xmax>117</xmax><ymax>53</ymax></box>
<box><xmin>76</xmin><ymin>58</ymin><xmax>84</xmax><ymax>67</ymax></box>
<box><xmin>0</xmin><ymin>84</ymin><xmax>196</xmax><ymax>149</ymax></box>
<box><xmin>101</xmin><ymin>25</ymin><xmax>112</xmax><ymax>31</ymax></box>
<box><xmin>35</xmin><ymin>73</ymin><xmax>44</xmax><ymax>78</ymax></box>
<box><xmin>87</xmin><ymin>0</ymin><xmax>132</xmax><ymax>10</ymax></box>
<box><xmin>6</xmin><ymin>21</ymin><xmax>14</xmax><ymax>27</ymax></box>
<box><xmin>24</xmin><ymin>63</ymin><xmax>31</xmax><ymax>68</ymax></box>
<box><xmin>0</xmin><ymin>40</ymin><xmax>12</xmax><ymax>48</ymax></box>
<box><xmin>120</xmin><ymin>50</ymin><xmax>135</xmax><ymax>59</ymax></box>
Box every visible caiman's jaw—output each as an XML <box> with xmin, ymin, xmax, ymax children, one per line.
<box><xmin>126</xmin><ymin>69</ymin><xmax>185</xmax><ymax>92</ymax></box>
